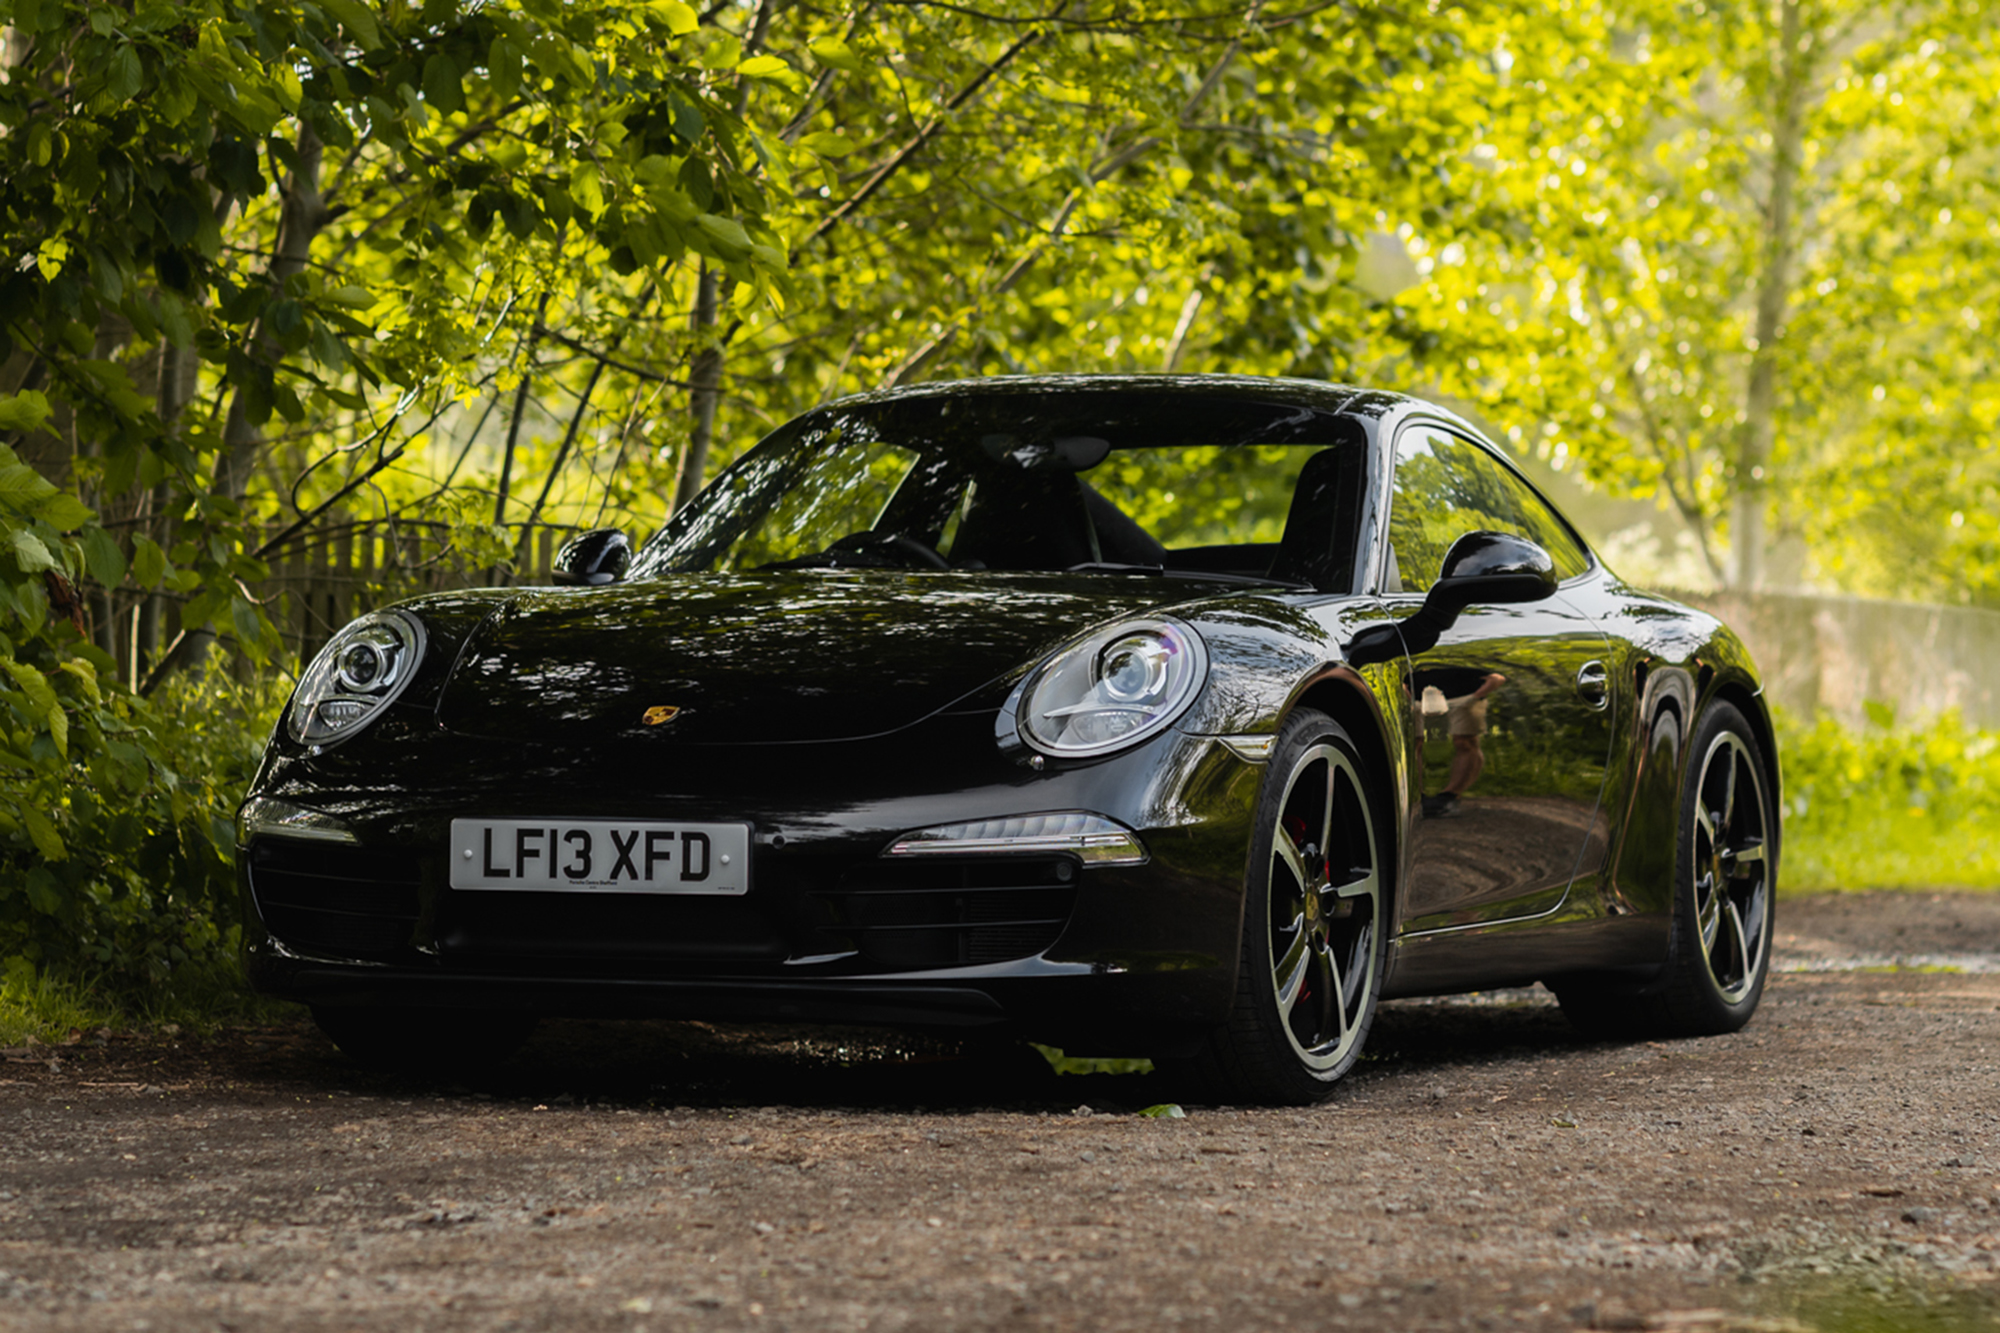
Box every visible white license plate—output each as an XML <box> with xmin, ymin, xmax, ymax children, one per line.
<box><xmin>449</xmin><ymin>819</ymin><xmax>750</xmax><ymax>895</ymax></box>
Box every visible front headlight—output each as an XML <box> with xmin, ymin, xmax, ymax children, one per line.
<box><xmin>1012</xmin><ymin>617</ymin><xmax>1208</xmax><ymax>758</ymax></box>
<box><xmin>287</xmin><ymin>610</ymin><xmax>428</xmax><ymax>747</ymax></box>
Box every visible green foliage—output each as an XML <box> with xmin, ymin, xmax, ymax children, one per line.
<box><xmin>0</xmin><ymin>665</ymin><xmax>279</xmax><ymax>1002</ymax></box>
<box><xmin>1777</xmin><ymin>707</ymin><xmax>2000</xmax><ymax>892</ymax></box>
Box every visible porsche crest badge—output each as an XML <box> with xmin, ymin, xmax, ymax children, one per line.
<box><xmin>642</xmin><ymin>705</ymin><xmax>681</xmax><ymax>726</ymax></box>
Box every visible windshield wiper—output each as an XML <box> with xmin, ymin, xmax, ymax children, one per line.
<box><xmin>1064</xmin><ymin>561</ymin><xmax>1311</xmax><ymax>591</ymax></box>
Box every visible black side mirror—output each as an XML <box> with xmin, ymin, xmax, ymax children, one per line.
<box><xmin>1424</xmin><ymin>530</ymin><xmax>1557</xmax><ymax>618</ymax></box>
<box><xmin>551</xmin><ymin>529</ymin><xmax>632</xmax><ymax>586</ymax></box>
<box><xmin>1343</xmin><ymin>531</ymin><xmax>1556</xmax><ymax>664</ymax></box>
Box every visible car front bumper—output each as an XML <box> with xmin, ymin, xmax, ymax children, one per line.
<box><xmin>240</xmin><ymin>721</ymin><xmax>1266</xmax><ymax>1052</ymax></box>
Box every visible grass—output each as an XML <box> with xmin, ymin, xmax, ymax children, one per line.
<box><xmin>1777</xmin><ymin>707</ymin><xmax>2000</xmax><ymax>893</ymax></box>
<box><xmin>0</xmin><ymin>954</ymin><xmax>294</xmax><ymax>1046</ymax></box>
<box><xmin>0</xmin><ymin>959</ymin><xmax>124</xmax><ymax>1046</ymax></box>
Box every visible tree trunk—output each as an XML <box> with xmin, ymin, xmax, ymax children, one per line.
<box><xmin>674</xmin><ymin>264</ymin><xmax>724</xmax><ymax>514</ymax></box>
<box><xmin>1733</xmin><ymin>0</ymin><xmax>1810</xmax><ymax>590</ymax></box>
<box><xmin>214</xmin><ymin>123</ymin><xmax>330</xmax><ymax>502</ymax></box>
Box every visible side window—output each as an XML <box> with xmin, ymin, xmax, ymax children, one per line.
<box><xmin>1387</xmin><ymin>427</ymin><xmax>1591</xmax><ymax>592</ymax></box>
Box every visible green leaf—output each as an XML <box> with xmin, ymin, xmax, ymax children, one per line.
<box><xmin>22</xmin><ymin>806</ymin><xmax>65</xmax><ymax>862</ymax></box>
<box><xmin>229</xmin><ymin>595</ymin><xmax>265</xmax><ymax>653</ymax></box>
<box><xmin>693</xmin><ymin>213</ymin><xmax>753</xmax><ymax>259</ymax></box>
<box><xmin>4</xmin><ymin>660</ymin><xmax>56</xmax><ymax>716</ymax></box>
<box><xmin>325</xmin><ymin>285</ymin><xmax>375</xmax><ymax>309</ymax></box>
<box><xmin>737</xmin><ymin>54</ymin><xmax>793</xmax><ymax>81</ymax></box>
<box><xmin>807</xmin><ymin>38</ymin><xmax>863</xmax><ymax>73</ymax></box>
<box><xmin>0</xmin><ymin>391</ymin><xmax>51</xmax><ymax>434</ymax></box>
<box><xmin>54</xmin><ymin>660</ymin><xmax>100</xmax><ymax>704</ymax></box>
<box><xmin>9</xmin><ymin>528</ymin><xmax>57</xmax><ymax>573</ymax></box>
<box><xmin>318</xmin><ymin>0</ymin><xmax>381</xmax><ymax>50</ymax></box>
<box><xmin>80</xmin><ymin>528</ymin><xmax>126</xmax><ymax>587</ymax></box>
<box><xmin>35</xmin><ymin>236</ymin><xmax>69</xmax><ymax>281</ymax></box>
<box><xmin>106</xmin><ymin>43</ymin><xmax>143</xmax><ymax>102</ymax></box>
<box><xmin>489</xmin><ymin>36</ymin><xmax>523</xmax><ymax>98</ymax></box>
<box><xmin>423</xmin><ymin>53</ymin><xmax>465</xmax><ymax>117</ymax></box>
<box><xmin>34</xmin><ymin>492</ymin><xmax>93</xmax><ymax>531</ymax></box>
<box><xmin>569</xmin><ymin>161</ymin><xmax>606</xmax><ymax>217</ymax></box>
<box><xmin>131</xmin><ymin>535</ymin><xmax>166</xmax><ymax>589</ymax></box>
<box><xmin>652</xmin><ymin>0</ymin><xmax>698</xmax><ymax>35</ymax></box>
<box><xmin>797</xmin><ymin>131</ymin><xmax>856</xmax><ymax>157</ymax></box>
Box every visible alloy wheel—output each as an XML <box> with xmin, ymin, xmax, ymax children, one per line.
<box><xmin>1691</xmin><ymin>731</ymin><xmax>1771</xmax><ymax>1002</ymax></box>
<box><xmin>1267</xmin><ymin>742</ymin><xmax>1382</xmax><ymax>1071</ymax></box>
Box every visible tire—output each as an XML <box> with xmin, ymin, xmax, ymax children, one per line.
<box><xmin>1173</xmin><ymin>708</ymin><xmax>1388</xmax><ymax>1105</ymax></box>
<box><xmin>311</xmin><ymin>1006</ymin><xmax>539</xmax><ymax>1074</ymax></box>
<box><xmin>1557</xmin><ymin>700</ymin><xmax>1777</xmax><ymax>1038</ymax></box>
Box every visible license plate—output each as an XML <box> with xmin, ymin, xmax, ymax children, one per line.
<box><xmin>448</xmin><ymin>819</ymin><xmax>750</xmax><ymax>895</ymax></box>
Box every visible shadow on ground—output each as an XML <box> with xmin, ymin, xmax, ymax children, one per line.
<box><xmin>211</xmin><ymin>988</ymin><xmax>1586</xmax><ymax>1113</ymax></box>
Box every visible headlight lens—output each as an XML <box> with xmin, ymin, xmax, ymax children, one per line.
<box><xmin>1015</xmin><ymin>617</ymin><xmax>1208</xmax><ymax>757</ymax></box>
<box><xmin>287</xmin><ymin>610</ymin><xmax>427</xmax><ymax>747</ymax></box>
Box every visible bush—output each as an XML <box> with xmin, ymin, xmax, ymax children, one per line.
<box><xmin>0</xmin><ymin>661</ymin><xmax>280</xmax><ymax>1008</ymax></box>
<box><xmin>1776</xmin><ymin>706</ymin><xmax>2000</xmax><ymax>892</ymax></box>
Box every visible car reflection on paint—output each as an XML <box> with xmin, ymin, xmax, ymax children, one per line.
<box><xmin>238</xmin><ymin>375</ymin><xmax>1779</xmax><ymax>1104</ymax></box>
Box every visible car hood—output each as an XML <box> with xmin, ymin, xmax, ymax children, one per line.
<box><xmin>431</xmin><ymin>571</ymin><xmax>1212</xmax><ymax>746</ymax></box>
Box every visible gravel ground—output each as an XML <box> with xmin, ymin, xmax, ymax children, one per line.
<box><xmin>2</xmin><ymin>891</ymin><xmax>1998</xmax><ymax>1333</ymax></box>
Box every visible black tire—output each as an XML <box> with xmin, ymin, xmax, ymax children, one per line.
<box><xmin>311</xmin><ymin>1006</ymin><xmax>539</xmax><ymax>1074</ymax></box>
<box><xmin>1558</xmin><ymin>700</ymin><xmax>1777</xmax><ymax>1038</ymax></box>
<box><xmin>1171</xmin><ymin>708</ymin><xmax>1388</xmax><ymax>1105</ymax></box>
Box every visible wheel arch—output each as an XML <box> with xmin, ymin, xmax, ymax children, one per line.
<box><xmin>1282</xmin><ymin>668</ymin><xmax>1405</xmax><ymax>932</ymax></box>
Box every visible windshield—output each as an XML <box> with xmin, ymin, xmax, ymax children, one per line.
<box><xmin>635</xmin><ymin>388</ymin><xmax>1369</xmax><ymax>591</ymax></box>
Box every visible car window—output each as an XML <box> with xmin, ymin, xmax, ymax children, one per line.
<box><xmin>639</xmin><ymin>392</ymin><xmax>1370</xmax><ymax>589</ymax></box>
<box><xmin>1387</xmin><ymin>426</ymin><xmax>1591</xmax><ymax>592</ymax></box>
<box><xmin>715</xmin><ymin>436</ymin><xmax>922</xmax><ymax>572</ymax></box>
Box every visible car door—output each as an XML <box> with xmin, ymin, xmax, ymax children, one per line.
<box><xmin>1383</xmin><ymin>425</ymin><xmax>1615</xmax><ymax>930</ymax></box>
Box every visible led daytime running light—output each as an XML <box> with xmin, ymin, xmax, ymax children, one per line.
<box><xmin>885</xmin><ymin>812</ymin><xmax>1147</xmax><ymax>866</ymax></box>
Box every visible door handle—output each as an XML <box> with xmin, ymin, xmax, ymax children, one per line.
<box><xmin>1576</xmin><ymin>660</ymin><xmax>1610</xmax><ymax>710</ymax></box>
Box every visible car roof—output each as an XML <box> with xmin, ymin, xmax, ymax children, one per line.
<box><xmin>812</xmin><ymin>373</ymin><xmax>1477</xmax><ymax>439</ymax></box>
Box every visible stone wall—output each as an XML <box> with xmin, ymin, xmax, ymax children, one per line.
<box><xmin>1665</xmin><ymin>589</ymin><xmax>2000</xmax><ymax>730</ymax></box>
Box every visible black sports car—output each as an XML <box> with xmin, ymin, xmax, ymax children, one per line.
<box><xmin>239</xmin><ymin>375</ymin><xmax>1779</xmax><ymax>1104</ymax></box>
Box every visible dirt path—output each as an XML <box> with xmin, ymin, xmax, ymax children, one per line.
<box><xmin>3</xmin><ymin>892</ymin><xmax>1998</xmax><ymax>1332</ymax></box>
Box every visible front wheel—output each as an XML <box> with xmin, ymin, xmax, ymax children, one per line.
<box><xmin>1173</xmin><ymin>708</ymin><xmax>1387</xmax><ymax>1104</ymax></box>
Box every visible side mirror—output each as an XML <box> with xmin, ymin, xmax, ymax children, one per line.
<box><xmin>551</xmin><ymin>528</ymin><xmax>632</xmax><ymax>586</ymax></box>
<box><xmin>1342</xmin><ymin>531</ymin><xmax>1556</xmax><ymax>664</ymax></box>
<box><xmin>1423</xmin><ymin>530</ymin><xmax>1556</xmax><ymax>619</ymax></box>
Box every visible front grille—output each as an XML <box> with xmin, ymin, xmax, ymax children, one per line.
<box><xmin>248</xmin><ymin>842</ymin><xmax>422</xmax><ymax>962</ymax></box>
<box><xmin>437</xmin><ymin>892</ymin><xmax>789</xmax><ymax>968</ymax></box>
<box><xmin>808</xmin><ymin>857</ymin><xmax>1078</xmax><ymax>968</ymax></box>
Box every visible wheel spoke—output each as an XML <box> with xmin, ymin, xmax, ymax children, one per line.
<box><xmin>1325</xmin><ymin>946</ymin><xmax>1350</xmax><ymax>1040</ymax></box>
<box><xmin>1274</xmin><ymin>929</ymin><xmax>1311</xmax><ymax>1018</ymax></box>
<box><xmin>1316</xmin><ymin>767</ymin><xmax>1337</xmax><ymax>870</ymax></box>
<box><xmin>1719</xmin><ymin>750</ymin><xmax>1740</xmax><ymax>830</ymax></box>
<box><xmin>1695</xmin><ymin>803</ymin><xmax>1716</xmax><ymax>848</ymax></box>
<box><xmin>1720</xmin><ymin>899</ymin><xmax>1751</xmax><ymax>984</ymax></box>
<box><xmin>1696</xmin><ymin>873</ymin><xmax>1721</xmax><ymax>952</ymax></box>
<box><xmin>1274</xmin><ymin>825</ymin><xmax>1311</xmax><ymax>891</ymax></box>
<box><xmin>1730</xmin><ymin>836</ymin><xmax>1766</xmax><ymax>868</ymax></box>
<box><xmin>1311</xmin><ymin>949</ymin><xmax>1338</xmax><ymax>1046</ymax></box>
<box><xmin>1740</xmin><ymin>889</ymin><xmax>1768</xmax><ymax>962</ymax></box>
<box><xmin>1329</xmin><ymin>868</ymin><xmax>1378</xmax><ymax>902</ymax></box>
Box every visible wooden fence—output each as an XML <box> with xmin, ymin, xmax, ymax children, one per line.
<box><xmin>263</xmin><ymin>521</ymin><xmax>578</xmax><ymax>668</ymax></box>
